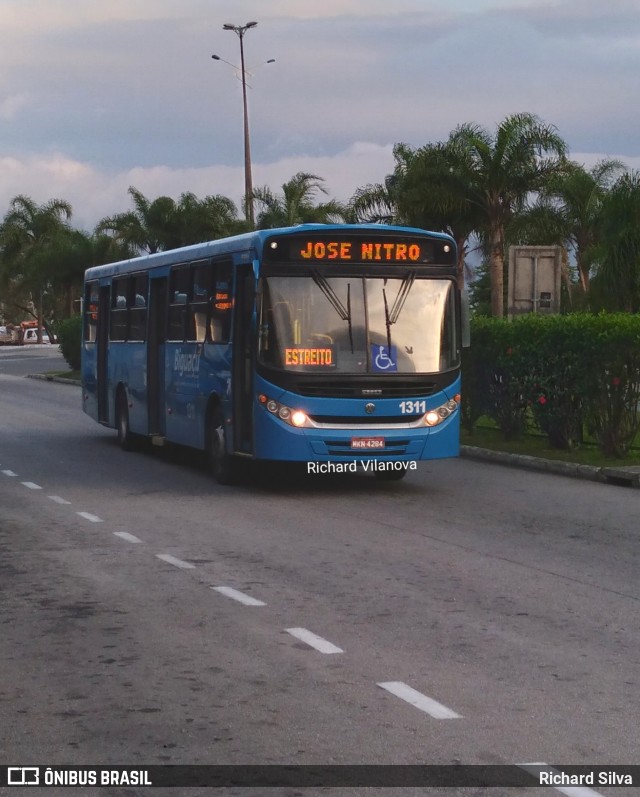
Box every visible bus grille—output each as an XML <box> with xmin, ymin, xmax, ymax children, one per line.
<box><xmin>324</xmin><ymin>439</ymin><xmax>411</xmax><ymax>456</ymax></box>
<box><xmin>296</xmin><ymin>380</ymin><xmax>436</xmax><ymax>398</ymax></box>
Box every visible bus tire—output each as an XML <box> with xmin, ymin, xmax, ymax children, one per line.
<box><xmin>116</xmin><ymin>388</ymin><xmax>137</xmax><ymax>452</ymax></box>
<box><xmin>207</xmin><ymin>409</ymin><xmax>238</xmax><ymax>485</ymax></box>
<box><xmin>374</xmin><ymin>467</ymin><xmax>408</xmax><ymax>481</ymax></box>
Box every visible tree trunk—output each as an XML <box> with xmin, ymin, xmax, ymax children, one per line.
<box><xmin>489</xmin><ymin>224</ymin><xmax>504</xmax><ymax>318</ymax></box>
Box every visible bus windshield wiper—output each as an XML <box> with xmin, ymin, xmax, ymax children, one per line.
<box><xmin>311</xmin><ymin>270</ymin><xmax>354</xmax><ymax>353</ymax></box>
<box><xmin>382</xmin><ymin>282</ymin><xmax>392</xmax><ymax>351</ymax></box>
<box><xmin>388</xmin><ymin>271</ymin><xmax>416</xmax><ymax>325</ymax></box>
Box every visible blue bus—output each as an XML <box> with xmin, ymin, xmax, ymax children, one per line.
<box><xmin>82</xmin><ymin>224</ymin><xmax>465</xmax><ymax>483</ymax></box>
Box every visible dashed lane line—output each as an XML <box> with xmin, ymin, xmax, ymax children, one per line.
<box><xmin>212</xmin><ymin>586</ymin><xmax>266</xmax><ymax>606</ymax></box>
<box><xmin>48</xmin><ymin>495</ymin><xmax>72</xmax><ymax>505</ymax></box>
<box><xmin>113</xmin><ymin>531</ymin><xmax>144</xmax><ymax>544</ymax></box>
<box><xmin>286</xmin><ymin>627</ymin><xmax>344</xmax><ymax>654</ymax></box>
<box><xmin>156</xmin><ymin>553</ymin><xmax>196</xmax><ymax>570</ymax></box>
<box><xmin>21</xmin><ymin>481</ymin><xmax>42</xmax><ymax>490</ymax></box>
<box><xmin>2</xmin><ymin>470</ymin><xmax>17</xmax><ymax>477</ymax></box>
<box><xmin>76</xmin><ymin>511</ymin><xmax>103</xmax><ymax>523</ymax></box>
<box><xmin>377</xmin><ymin>681</ymin><xmax>462</xmax><ymax>719</ymax></box>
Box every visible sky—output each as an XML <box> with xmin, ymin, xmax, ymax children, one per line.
<box><xmin>1</xmin><ymin>0</ymin><xmax>639</xmax><ymax>231</ymax></box>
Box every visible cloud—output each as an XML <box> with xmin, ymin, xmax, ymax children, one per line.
<box><xmin>0</xmin><ymin>143</ymin><xmax>396</xmax><ymax>231</ymax></box>
<box><xmin>2</xmin><ymin>144</ymin><xmax>639</xmax><ymax>237</ymax></box>
<box><xmin>0</xmin><ymin>93</ymin><xmax>31</xmax><ymax>121</ymax></box>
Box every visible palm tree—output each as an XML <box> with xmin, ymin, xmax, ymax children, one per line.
<box><xmin>394</xmin><ymin>140</ymin><xmax>484</xmax><ymax>289</ymax></box>
<box><xmin>97</xmin><ymin>187</ymin><xmax>244</xmax><ymax>253</ymax></box>
<box><xmin>174</xmin><ymin>192</ymin><xmax>245</xmax><ymax>244</ymax></box>
<box><xmin>437</xmin><ymin>113</ymin><xmax>567</xmax><ymax>316</ymax></box>
<box><xmin>348</xmin><ymin>143</ymin><xmax>416</xmax><ymax>224</ymax></box>
<box><xmin>253</xmin><ymin>172</ymin><xmax>347</xmax><ymax>229</ymax></box>
<box><xmin>590</xmin><ymin>171</ymin><xmax>640</xmax><ymax>312</ymax></box>
<box><xmin>512</xmin><ymin>159</ymin><xmax>625</xmax><ymax>296</ymax></box>
<box><xmin>0</xmin><ymin>195</ymin><xmax>73</xmax><ymax>335</ymax></box>
<box><xmin>96</xmin><ymin>187</ymin><xmax>179</xmax><ymax>254</ymax></box>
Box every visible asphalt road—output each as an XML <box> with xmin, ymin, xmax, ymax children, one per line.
<box><xmin>0</xmin><ymin>357</ymin><xmax>638</xmax><ymax>796</ymax></box>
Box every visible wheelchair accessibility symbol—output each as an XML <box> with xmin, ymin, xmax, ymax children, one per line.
<box><xmin>371</xmin><ymin>344</ymin><xmax>397</xmax><ymax>372</ymax></box>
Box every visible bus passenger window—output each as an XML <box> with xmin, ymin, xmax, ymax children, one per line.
<box><xmin>110</xmin><ymin>278</ymin><xmax>128</xmax><ymax>341</ymax></box>
<box><xmin>84</xmin><ymin>281</ymin><xmax>99</xmax><ymax>343</ymax></box>
<box><xmin>129</xmin><ymin>273</ymin><xmax>148</xmax><ymax>341</ymax></box>
<box><xmin>209</xmin><ymin>260</ymin><xmax>233</xmax><ymax>344</ymax></box>
<box><xmin>168</xmin><ymin>266</ymin><xmax>189</xmax><ymax>341</ymax></box>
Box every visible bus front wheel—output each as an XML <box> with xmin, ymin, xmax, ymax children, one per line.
<box><xmin>207</xmin><ymin>410</ymin><xmax>238</xmax><ymax>485</ymax></box>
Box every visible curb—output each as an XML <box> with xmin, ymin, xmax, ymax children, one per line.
<box><xmin>461</xmin><ymin>445</ymin><xmax>640</xmax><ymax>489</ymax></box>
<box><xmin>27</xmin><ymin>373</ymin><xmax>81</xmax><ymax>387</ymax></box>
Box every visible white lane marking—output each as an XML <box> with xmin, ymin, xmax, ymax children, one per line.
<box><xmin>77</xmin><ymin>512</ymin><xmax>103</xmax><ymax>523</ymax></box>
<box><xmin>212</xmin><ymin>586</ymin><xmax>266</xmax><ymax>606</ymax></box>
<box><xmin>519</xmin><ymin>763</ymin><xmax>607</xmax><ymax>797</ymax></box>
<box><xmin>113</xmin><ymin>531</ymin><xmax>143</xmax><ymax>544</ymax></box>
<box><xmin>2</xmin><ymin>470</ymin><xmax>17</xmax><ymax>477</ymax></box>
<box><xmin>48</xmin><ymin>495</ymin><xmax>71</xmax><ymax>505</ymax></box>
<box><xmin>21</xmin><ymin>482</ymin><xmax>42</xmax><ymax>490</ymax></box>
<box><xmin>377</xmin><ymin>681</ymin><xmax>462</xmax><ymax>719</ymax></box>
<box><xmin>285</xmin><ymin>627</ymin><xmax>343</xmax><ymax>654</ymax></box>
<box><xmin>156</xmin><ymin>553</ymin><xmax>195</xmax><ymax>569</ymax></box>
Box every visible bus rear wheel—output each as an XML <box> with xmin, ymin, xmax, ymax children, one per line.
<box><xmin>207</xmin><ymin>410</ymin><xmax>239</xmax><ymax>485</ymax></box>
<box><xmin>116</xmin><ymin>389</ymin><xmax>138</xmax><ymax>451</ymax></box>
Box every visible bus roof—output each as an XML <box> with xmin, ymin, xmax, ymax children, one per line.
<box><xmin>84</xmin><ymin>223</ymin><xmax>456</xmax><ymax>281</ymax></box>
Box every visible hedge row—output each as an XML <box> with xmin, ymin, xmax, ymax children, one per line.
<box><xmin>462</xmin><ymin>314</ymin><xmax>640</xmax><ymax>458</ymax></box>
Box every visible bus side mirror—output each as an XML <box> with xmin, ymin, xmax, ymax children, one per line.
<box><xmin>461</xmin><ymin>288</ymin><xmax>471</xmax><ymax>348</ymax></box>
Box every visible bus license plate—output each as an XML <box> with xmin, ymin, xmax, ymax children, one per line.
<box><xmin>351</xmin><ymin>437</ymin><xmax>385</xmax><ymax>450</ymax></box>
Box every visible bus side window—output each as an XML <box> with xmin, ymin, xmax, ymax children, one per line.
<box><xmin>168</xmin><ymin>266</ymin><xmax>189</xmax><ymax>341</ymax></box>
<box><xmin>209</xmin><ymin>259</ymin><xmax>233</xmax><ymax>344</ymax></box>
<box><xmin>189</xmin><ymin>261</ymin><xmax>212</xmax><ymax>343</ymax></box>
<box><xmin>129</xmin><ymin>273</ymin><xmax>148</xmax><ymax>341</ymax></box>
<box><xmin>110</xmin><ymin>278</ymin><xmax>128</xmax><ymax>341</ymax></box>
<box><xmin>84</xmin><ymin>281</ymin><xmax>99</xmax><ymax>343</ymax></box>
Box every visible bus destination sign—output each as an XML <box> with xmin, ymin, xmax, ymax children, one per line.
<box><xmin>266</xmin><ymin>235</ymin><xmax>454</xmax><ymax>266</ymax></box>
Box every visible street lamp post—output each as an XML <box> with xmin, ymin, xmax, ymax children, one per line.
<box><xmin>216</xmin><ymin>21</ymin><xmax>258</xmax><ymax>227</ymax></box>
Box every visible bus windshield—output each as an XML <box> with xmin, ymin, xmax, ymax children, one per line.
<box><xmin>259</xmin><ymin>275</ymin><xmax>458</xmax><ymax>374</ymax></box>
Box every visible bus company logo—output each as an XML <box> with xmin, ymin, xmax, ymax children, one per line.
<box><xmin>174</xmin><ymin>349</ymin><xmax>200</xmax><ymax>377</ymax></box>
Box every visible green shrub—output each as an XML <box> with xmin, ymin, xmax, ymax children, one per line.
<box><xmin>463</xmin><ymin>313</ymin><xmax>640</xmax><ymax>458</ymax></box>
<box><xmin>56</xmin><ymin>315</ymin><xmax>82</xmax><ymax>371</ymax></box>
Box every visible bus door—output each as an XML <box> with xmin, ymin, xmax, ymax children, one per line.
<box><xmin>148</xmin><ymin>276</ymin><xmax>167</xmax><ymax>436</ymax></box>
<box><xmin>232</xmin><ymin>264</ymin><xmax>255</xmax><ymax>454</ymax></box>
<box><xmin>97</xmin><ymin>285</ymin><xmax>110</xmax><ymax>423</ymax></box>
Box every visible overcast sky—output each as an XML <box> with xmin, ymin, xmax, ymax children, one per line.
<box><xmin>1</xmin><ymin>0</ymin><xmax>639</xmax><ymax>231</ymax></box>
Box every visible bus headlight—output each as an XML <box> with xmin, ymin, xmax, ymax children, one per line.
<box><xmin>423</xmin><ymin>395</ymin><xmax>460</xmax><ymax>427</ymax></box>
<box><xmin>259</xmin><ymin>394</ymin><xmax>309</xmax><ymax>428</ymax></box>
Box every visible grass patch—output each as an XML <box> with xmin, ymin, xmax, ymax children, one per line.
<box><xmin>462</xmin><ymin>423</ymin><xmax>640</xmax><ymax>467</ymax></box>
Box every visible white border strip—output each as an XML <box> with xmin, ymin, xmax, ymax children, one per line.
<box><xmin>212</xmin><ymin>586</ymin><xmax>266</xmax><ymax>606</ymax></box>
<box><xmin>156</xmin><ymin>553</ymin><xmax>195</xmax><ymax>569</ymax></box>
<box><xmin>377</xmin><ymin>681</ymin><xmax>461</xmax><ymax>719</ymax></box>
<box><xmin>286</xmin><ymin>627</ymin><xmax>343</xmax><ymax>654</ymax></box>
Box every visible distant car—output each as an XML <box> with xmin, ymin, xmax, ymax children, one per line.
<box><xmin>22</xmin><ymin>328</ymin><xmax>51</xmax><ymax>344</ymax></box>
